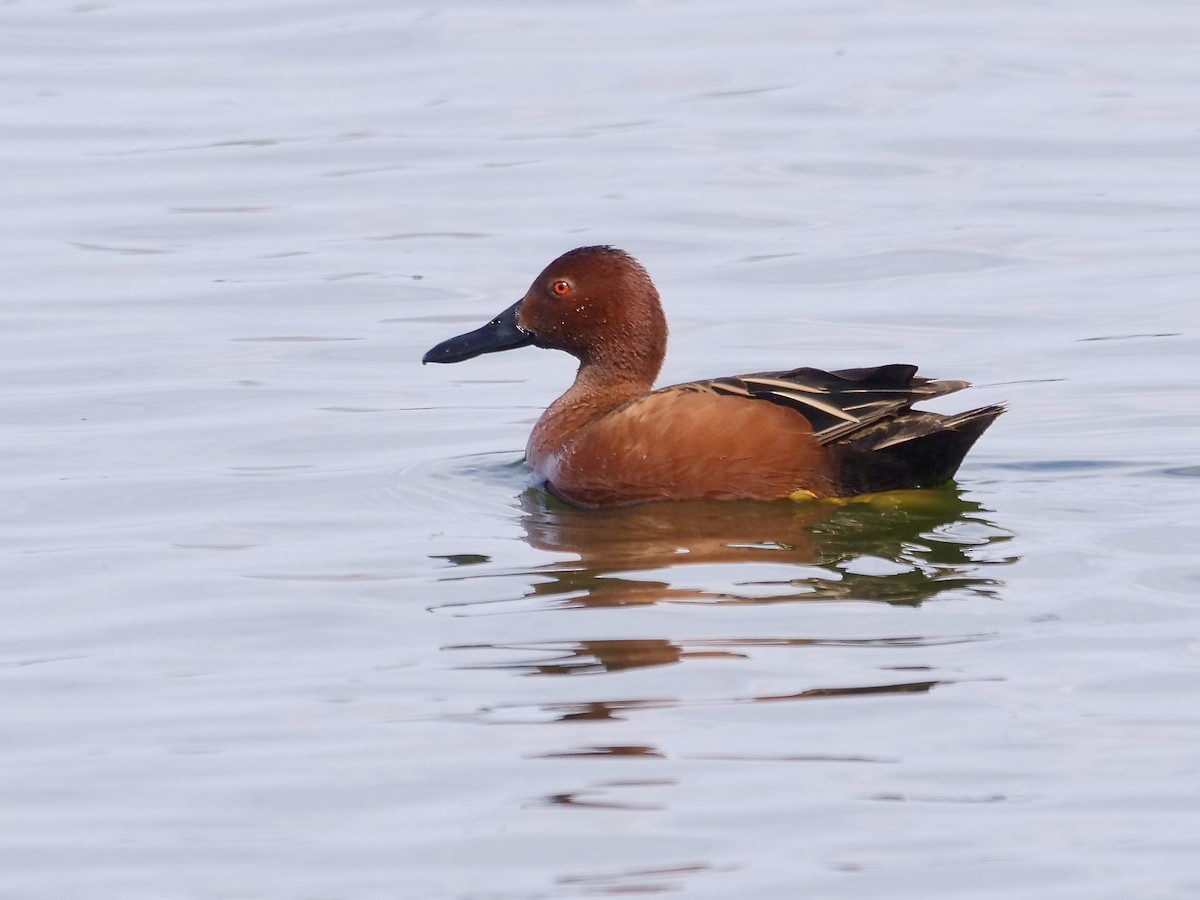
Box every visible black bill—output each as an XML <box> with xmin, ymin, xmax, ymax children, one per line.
<box><xmin>422</xmin><ymin>301</ymin><xmax>535</xmax><ymax>364</ymax></box>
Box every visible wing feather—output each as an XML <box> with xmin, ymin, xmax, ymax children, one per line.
<box><xmin>673</xmin><ymin>364</ymin><xmax>971</xmax><ymax>444</ymax></box>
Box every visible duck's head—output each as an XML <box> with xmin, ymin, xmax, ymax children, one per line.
<box><xmin>423</xmin><ymin>246</ymin><xmax>668</xmax><ymax>384</ymax></box>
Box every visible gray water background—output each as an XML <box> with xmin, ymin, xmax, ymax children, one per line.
<box><xmin>3</xmin><ymin>1</ymin><xmax>1200</xmax><ymax>897</ymax></box>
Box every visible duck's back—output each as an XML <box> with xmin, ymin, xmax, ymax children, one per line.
<box><xmin>532</xmin><ymin>364</ymin><xmax>1003</xmax><ymax>507</ymax></box>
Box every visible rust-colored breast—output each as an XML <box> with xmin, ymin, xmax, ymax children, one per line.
<box><xmin>537</xmin><ymin>388</ymin><xmax>834</xmax><ymax>506</ymax></box>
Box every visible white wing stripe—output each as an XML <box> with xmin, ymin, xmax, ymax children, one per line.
<box><xmin>765</xmin><ymin>392</ymin><xmax>861</xmax><ymax>423</ymax></box>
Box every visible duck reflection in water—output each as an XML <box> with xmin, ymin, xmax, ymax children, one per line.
<box><xmin>512</xmin><ymin>484</ymin><xmax>1013</xmax><ymax>610</ymax></box>
<box><xmin>442</xmin><ymin>486</ymin><xmax>1014</xmax><ymax>725</ymax></box>
<box><xmin>445</xmin><ymin>486</ymin><xmax>1013</xmax><ymax>678</ymax></box>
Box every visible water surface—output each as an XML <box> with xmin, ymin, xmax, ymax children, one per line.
<box><xmin>3</xmin><ymin>1</ymin><xmax>1200</xmax><ymax>897</ymax></box>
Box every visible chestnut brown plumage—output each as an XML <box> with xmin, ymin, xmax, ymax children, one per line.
<box><xmin>424</xmin><ymin>246</ymin><xmax>1003</xmax><ymax>507</ymax></box>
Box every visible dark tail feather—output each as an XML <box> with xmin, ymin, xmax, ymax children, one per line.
<box><xmin>832</xmin><ymin>404</ymin><xmax>1005</xmax><ymax>495</ymax></box>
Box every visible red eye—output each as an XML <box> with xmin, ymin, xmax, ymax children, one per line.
<box><xmin>550</xmin><ymin>279</ymin><xmax>571</xmax><ymax>297</ymax></box>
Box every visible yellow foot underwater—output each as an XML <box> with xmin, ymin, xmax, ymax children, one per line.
<box><xmin>787</xmin><ymin>484</ymin><xmax>963</xmax><ymax>511</ymax></box>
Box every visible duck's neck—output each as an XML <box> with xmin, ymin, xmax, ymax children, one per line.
<box><xmin>525</xmin><ymin>358</ymin><xmax>654</xmax><ymax>474</ymax></box>
<box><xmin>526</xmin><ymin>295</ymin><xmax>668</xmax><ymax>475</ymax></box>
